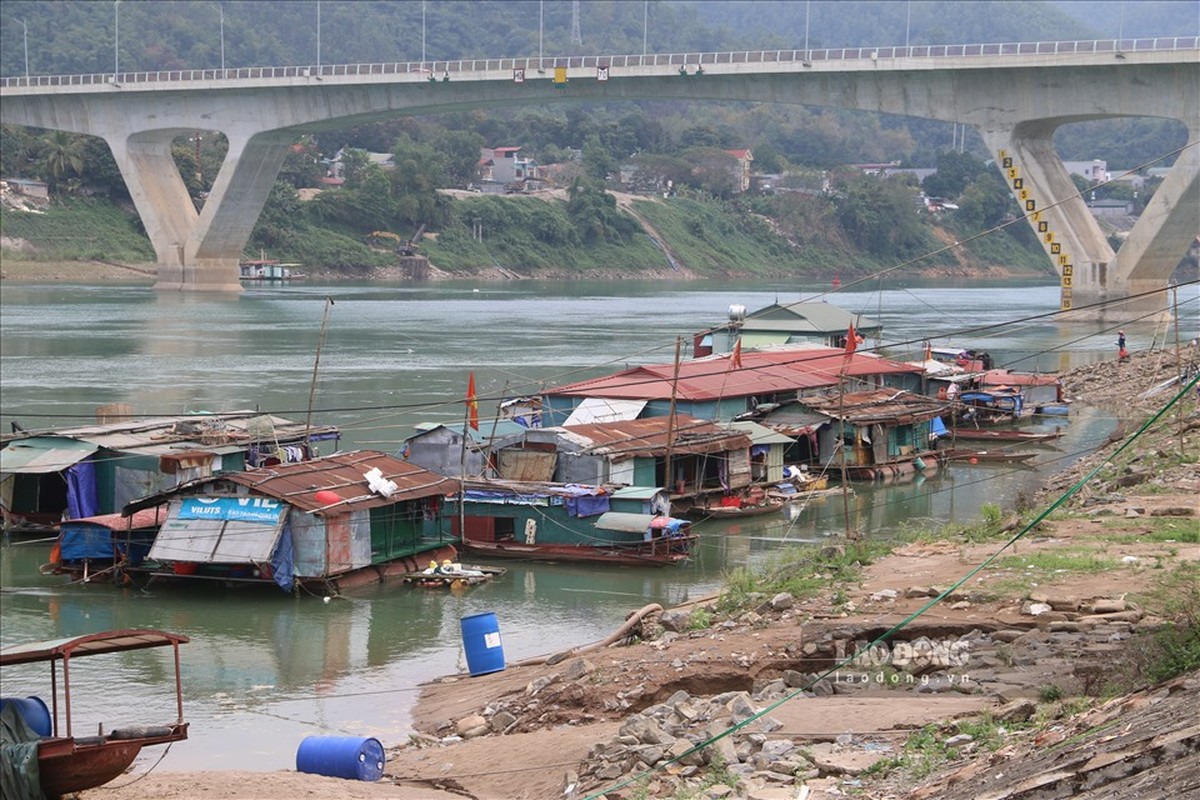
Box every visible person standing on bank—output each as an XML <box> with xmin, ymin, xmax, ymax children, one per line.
<box><xmin>1117</xmin><ymin>330</ymin><xmax>1129</xmax><ymax>362</ymax></box>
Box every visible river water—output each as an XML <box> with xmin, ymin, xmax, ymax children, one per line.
<box><xmin>0</xmin><ymin>277</ymin><xmax>1138</xmax><ymax>771</ymax></box>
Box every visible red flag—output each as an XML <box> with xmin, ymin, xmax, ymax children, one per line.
<box><xmin>466</xmin><ymin>371</ymin><xmax>479</xmax><ymax>430</ymax></box>
<box><xmin>730</xmin><ymin>339</ymin><xmax>743</xmax><ymax>369</ymax></box>
<box><xmin>844</xmin><ymin>323</ymin><xmax>858</xmax><ymax>356</ymax></box>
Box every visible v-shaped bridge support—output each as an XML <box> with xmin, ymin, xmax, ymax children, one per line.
<box><xmin>106</xmin><ymin>129</ymin><xmax>294</xmax><ymax>291</ymax></box>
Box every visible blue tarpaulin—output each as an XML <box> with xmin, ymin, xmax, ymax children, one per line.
<box><xmin>65</xmin><ymin>460</ymin><xmax>98</xmax><ymax>520</ymax></box>
<box><xmin>930</xmin><ymin>416</ymin><xmax>949</xmax><ymax>438</ymax></box>
<box><xmin>270</xmin><ymin>519</ymin><xmax>295</xmax><ymax>592</ymax></box>
<box><xmin>564</xmin><ymin>493</ymin><xmax>611</xmax><ymax>518</ymax></box>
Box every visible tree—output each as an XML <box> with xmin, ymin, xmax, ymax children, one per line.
<box><xmin>0</xmin><ymin>125</ymin><xmax>36</xmax><ymax>177</ymax></box>
<box><xmin>834</xmin><ymin>174</ymin><xmax>929</xmax><ymax>258</ymax></box>
<box><xmin>278</xmin><ymin>136</ymin><xmax>324</xmax><ymax>189</ymax></box>
<box><xmin>567</xmin><ymin>177</ymin><xmax>636</xmax><ymax>243</ymax></box>
<box><xmin>37</xmin><ymin>131</ymin><xmax>85</xmax><ymax>189</ymax></box>
<box><xmin>922</xmin><ymin>150</ymin><xmax>986</xmax><ymax>199</ymax></box>
<box><xmin>956</xmin><ymin>172</ymin><xmax>1013</xmax><ymax>230</ymax></box>
<box><xmin>582</xmin><ymin>134</ymin><xmax>616</xmax><ymax>181</ymax></box>
<box><xmin>433</xmin><ymin>130</ymin><xmax>485</xmax><ymax>188</ymax></box>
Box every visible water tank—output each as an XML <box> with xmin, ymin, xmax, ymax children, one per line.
<box><xmin>728</xmin><ymin>304</ymin><xmax>747</xmax><ymax>323</ymax></box>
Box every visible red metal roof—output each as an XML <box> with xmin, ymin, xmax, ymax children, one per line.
<box><xmin>547</xmin><ymin>347</ymin><xmax>921</xmax><ymax>401</ymax></box>
<box><xmin>59</xmin><ymin>507</ymin><xmax>167</xmax><ymax>531</ymax></box>
<box><xmin>560</xmin><ymin>415</ymin><xmax>752</xmax><ymax>458</ymax></box>
<box><xmin>221</xmin><ymin>450</ymin><xmax>458</xmax><ymax>515</ymax></box>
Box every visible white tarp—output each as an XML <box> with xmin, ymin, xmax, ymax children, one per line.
<box><xmin>564</xmin><ymin>398</ymin><xmax>648</xmax><ymax>426</ymax></box>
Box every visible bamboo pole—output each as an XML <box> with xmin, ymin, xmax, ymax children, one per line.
<box><xmin>303</xmin><ymin>297</ymin><xmax>335</xmax><ymax>447</ymax></box>
<box><xmin>664</xmin><ymin>337</ymin><xmax>682</xmax><ymax>499</ymax></box>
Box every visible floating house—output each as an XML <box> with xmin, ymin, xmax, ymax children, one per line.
<box><xmin>126</xmin><ymin>450</ymin><xmax>458</xmax><ymax>593</ymax></box>
<box><xmin>448</xmin><ymin>479</ymin><xmax>694</xmax><ymax>566</ymax></box>
<box><xmin>0</xmin><ymin>412</ymin><xmax>339</xmax><ymax>531</ymax></box>
<box><xmin>549</xmin><ymin>416</ymin><xmax>754</xmax><ymax>499</ymax></box>
<box><xmin>45</xmin><ymin>507</ymin><xmax>169</xmax><ymax>582</ymax></box>
<box><xmin>541</xmin><ymin>345</ymin><xmax>923</xmax><ymax>427</ymax></box>
<box><xmin>696</xmin><ymin>302</ymin><xmax>883</xmax><ymax>357</ymax></box>
<box><xmin>754</xmin><ymin>389</ymin><xmax>950</xmax><ymax>480</ymax></box>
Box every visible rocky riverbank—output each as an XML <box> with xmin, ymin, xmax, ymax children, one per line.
<box><xmin>80</xmin><ymin>348</ymin><xmax>1200</xmax><ymax>800</ymax></box>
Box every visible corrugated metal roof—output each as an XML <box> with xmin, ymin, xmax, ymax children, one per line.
<box><xmin>730</xmin><ymin>421</ymin><xmax>795</xmax><ymax>445</ymax></box>
<box><xmin>59</xmin><ymin>507</ymin><xmax>167</xmax><ymax>531</ymax></box>
<box><xmin>560</xmin><ymin>415</ymin><xmax>752</xmax><ymax>458</ymax></box>
<box><xmin>745</xmin><ymin>301</ymin><xmax>881</xmax><ymax>333</ymax></box>
<box><xmin>798</xmin><ymin>389</ymin><xmax>950</xmax><ymax>425</ymax></box>
<box><xmin>0</xmin><ymin>437</ymin><xmax>98</xmax><ymax>474</ymax></box>
<box><xmin>0</xmin><ymin>412</ymin><xmax>339</xmax><ymax>457</ymax></box>
<box><xmin>0</xmin><ymin>629</ymin><xmax>189</xmax><ymax>666</ymax></box>
<box><xmin>547</xmin><ymin>346</ymin><xmax>919</xmax><ymax>401</ymax></box>
<box><xmin>220</xmin><ymin>450</ymin><xmax>458</xmax><ymax>514</ymax></box>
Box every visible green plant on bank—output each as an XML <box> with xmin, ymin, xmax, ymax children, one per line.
<box><xmin>715</xmin><ymin>540</ymin><xmax>891</xmax><ymax>614</ymax></box>
<box><xmin>0</xmin><ymin>197</ymin><xmax>156</xmax><ymax>263</ymax></box>
<box><xmin>1099</xmin><ymin>516</ymin><xmax>1200</xmax><ymax>544</ymax></box>
<box><xmin>866</xmin><ymin>714</ymin><xmax>1012</xmax><ymax>779</ymax></box>
<box><xmin>1039</xmin><ymin>684</ymin><xmax>1063</xmax><ymax>703</ymax></box>
<box><xmin>688</xmin><ymin>607</ymin><xmax>714</xmax><ymax>631</ymax></box>
<box><xmin>685</xmin><ymin>753</ymin><xmax>741</xmax><ymax>798</ymax></box>
<box><xmin>1125</xmin><ymin>561</ymin><xmax>1200</xmax><ymax>686</ymax></box>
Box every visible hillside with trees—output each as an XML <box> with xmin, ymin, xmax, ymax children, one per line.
<box><xmin>1</xmin><ymin>1</ymin><xmax>1192</xmax><ymax>279</ymax></box>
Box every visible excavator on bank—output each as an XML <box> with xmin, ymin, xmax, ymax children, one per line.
<box><xmin>367</xmin><ymin>224</ymin><xmax>425</xmax><ymax>256</ymax></box>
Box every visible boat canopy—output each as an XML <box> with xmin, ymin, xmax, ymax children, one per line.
<box><xmin>593</xmin><ymin>512</ymin><xmax>660</xmax><ymax>532</ymax></box>
<box><xmin>0</xmin><ymin>629</ymin><xmax>189</xmax><ymax>666</ymax></box>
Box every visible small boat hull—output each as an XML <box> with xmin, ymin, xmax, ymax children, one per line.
<box><xmin>38</xmin><ymin>726</ymin><xmax>187</xmax><ymax>797</ymax></box>
<box><xmin>950</xmin><ymin>429</ymin><xmax>1064</xmax><ymax>443</ymax></box>
<box><xmin>940</xmin><ymin>449</ymin><xmax>1038</xmax><ymax>464</ymax></box>
<box><xmin>460</xmin><ymin>538</ymin><xmax>694</xmax><ymax>567</ymax></box>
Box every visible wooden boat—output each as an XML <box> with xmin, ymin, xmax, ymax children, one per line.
<box><xmin>685</xmin><ymin>498</ymin><xmax>784</xmax><ymax>520</ymax></box>
<box><xmin>453</xmin><ymin>482</ymin><xmax>696</xmax><ymax>567</ymax></box>
<box><xmin>939</xmin><ymin>448</ymin><xmax>1039</xmax><ymax>464</ymax></box>
<box><xmin>402</xmin><ymin>564</ymin><xmax>506</xmax><ymax>589</ymax></box>
<box><xmin>949</xmin><ymin>428</ymin><xmax>1064</xmax><ymax>443</ymax></box>
<box><xmin>0</xmin><ymin>629</ymin><xmax>188</xmax><ymax>798</ymax></box>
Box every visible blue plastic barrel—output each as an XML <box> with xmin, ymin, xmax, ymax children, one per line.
<box><xmin>0</xmin><ymin>696</ymin><xmax>51</xmax><ymax>737</ymax></box>
<box><xmin>460</xmin><ymin>611</ymin><xmax>505</xmax><ymax>676</ymax></box>
<box><xmin>295</xmin><ymin>735</ymin><xmax>385</xmax><ymax>781</ymax></box>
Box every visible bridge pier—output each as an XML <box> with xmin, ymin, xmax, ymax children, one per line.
<box><xmin>978</xmin><ymin>119</ymin><xmax>1197</xmax><ymax>322</ymax></box>
<box><xmin>108</xmin><ymin>129</ymin><xmax>293</xmax><ymax>291</ymax></box>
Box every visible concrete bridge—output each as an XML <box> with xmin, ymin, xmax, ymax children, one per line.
<box><xmin>2</xmin><ymin>38</ymin><xmax>1197</xmax><ymax>313</ymax></box>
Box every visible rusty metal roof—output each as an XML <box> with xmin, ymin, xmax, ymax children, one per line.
<box><xmin>0</xmin><ymin>411</ymin><xmax>339</xmax><ymax>456</ymax></box>
<box><xmin>219</xmin><ymin>450</ymin><xmax>459</xmax><ymax>514</ymax></box>
<box><xmin>547</xmin><ymin>346</ymin><xmax>920</xmax><ymax>401</ymax></box>
<box><xmin>558</xmin><ymin>415</ymin><xmax>752</xmax><ymax>458</ymax></box>
<box><xmin>797</xmin><ymin>389</ymin><xmax>951</xmax><ymax>425</ymax></box>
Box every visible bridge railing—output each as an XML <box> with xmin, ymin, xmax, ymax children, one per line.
<box><xmin>2</xmin><ymin>37</ymin><xmax>1196</xmax><ymax>89</ymax></box>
